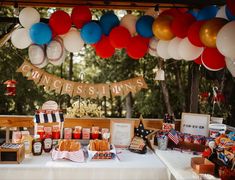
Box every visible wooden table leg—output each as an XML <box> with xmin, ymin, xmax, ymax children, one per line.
<box><xmin>6</xmin><ymin>127</ymin><xmax>10</xmax><ymax>143</ymax></box>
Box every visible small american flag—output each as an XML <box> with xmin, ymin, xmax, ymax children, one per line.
<box><xmin>168</xmin><ymin>129</ymin><xmax>179</xmax><ymax>145</ymax></box>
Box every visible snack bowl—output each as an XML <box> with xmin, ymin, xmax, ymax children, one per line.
<box><xmin>87</xmin><ymin>144</ymin><xmax>116</xmax><ymax>161</ymax></box>
<box><xmin>51</xmin><ymin>146</ymin><xmax>85</xmax><ymax>163</ymax></box>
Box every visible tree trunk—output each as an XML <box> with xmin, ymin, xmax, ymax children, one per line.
<box><xmin>69</xmin><ymin>53</ymin><xmax>73</xmax><ymax>80</ymax></box>
<box><xmin>160</xmin><ymin>81</ymin><xmax>173</xmax><ymax>115</ymax></box>
<box><xmin>126</xmin><ymin>92</ymin><xmax>133</xmax><ymax>118</ymax></box>
<box><xmin>67</xmin><ymin>53</ymin><xmax>73</xmax><ymax>107</ymax></box>
<box><xmin>103</xmin><ymin>96</ymin><xmax>107</xmax><ymax>117</ymax></box>
<box><xmin>157</xmin><ymin>59</ymin><xmax>173</xmax><ymax>115</ymax></box>
<box><xmin>188</xmin><ymin>64</ymin><xmax>200</xmax><ymax>113</ymax></box>
<box><xmin>174</xmin><ymin>63</ymin><xmax>186</xmax><ymax>112</ymax></box>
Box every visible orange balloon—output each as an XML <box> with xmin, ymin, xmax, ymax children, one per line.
<box><xmin>199</xmin><ymin>18</ymin><xmax>227</xmax><ymax>48</ymax></box>
<box><xmin>152</xmin><ymin>15</ymin><xmax>175</xmax><ymax>40</ymax></box>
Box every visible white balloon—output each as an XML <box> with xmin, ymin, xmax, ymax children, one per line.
<box><xmin>216</xmin><ymin>5</ymin><xmax>228</xmax><ymax>20</ymax></box>
<box><xmin>156</xmin><ymin>40</ymin><xmax>171</xmax><ymax>59</ymax></box>
<box><xmin>46</xmin><ymin>37</ymin><xmax>63</xmax><ymax>61</ymax></box>
<box><xmin>145</xmin><ymin>8</ymin><xmax>159</xmax><ymax>19</ymax></box>
<box><xmin>19</xmin><ymin>7</ymin><xmax>40</xmax><ymax>28</ymax></box>
<box><xmin>148</xmin><ymin>37</ymin><xmax>158</xmax><ymax>57</ymax></box>
<box><xmin>120</xmin><ymin>14</ymin><xmax>137</xmax><ymax>36</ymax></box>
<box><xmin>168</xmin><ymin>37</ymin><xmax>182</xmax><ymax>60</ymax></box>
<box><xmin>63</xmin><ymin>29</ymin><xmax>84</xmax><ymax>53</ymax></box>
<box><xmin>49</xmin><ymin>48</ymin><xmax>66</xmax><ymax>66</ymax></box>
<box><xmin>35</xmin><ymin>58</ymin><xmax>49</xmax><ymax>69</ymax></box>
<box><xmin>178</xmin><ymin>38</ymin><xmax>203</xmax><ymax>61</ymax></box>
<box><xmin>216</xmin><ymin>21</ymin><xmax>235</xmax><ymax>59</ymax></box>
<box><xmin>225</xmin><ymin>57</ymin><xmax>235</xmax><ymax>77</ymax></box>
<box><xmin>28</xmin><ymin>44</ymin><xmax>45</xmax><ymax>66</ymax></box>
<box><xmin>11</xmin><ymin>28</ymin><xmax>32</xmax><ymax>49</ymax></box>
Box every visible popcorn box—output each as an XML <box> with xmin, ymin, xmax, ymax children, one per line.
<box><xmin>64</xmin><ymin>128</ymin><xmax>72</xmax><ymax>139</ymax></box>
<box><xmin>82</xmin><ymin>128</ymin><xmax>90</xmax><ymax>140</ymax></box>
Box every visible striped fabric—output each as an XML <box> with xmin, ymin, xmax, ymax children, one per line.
<box><xmin>34</xmin><ymin>110</ymin><xmax>64</xmax><ymax>123</ymax></box>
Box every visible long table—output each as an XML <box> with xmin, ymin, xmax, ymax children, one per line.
<box><xmin>155</xmin><ymin>149</ymin><xmax>200</xmax><ymax>180</ymax></box>
<box><xmin>0</xmin><ymin>149</ymin><xmax>169</xmax><ymax>180</ymax></box>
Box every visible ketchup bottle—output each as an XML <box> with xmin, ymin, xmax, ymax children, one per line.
<box><xmin>32</xmin><ymin>135</ymin><xmax>43</xmax><ymax>156</ymax></box>
<box><xmin>43</xmin><ymin>134</ymin><xmax>53</xmax><ymax>153</ymax></box>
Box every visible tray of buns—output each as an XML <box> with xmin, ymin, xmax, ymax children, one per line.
<box><xmin>51</xmin><ymin>139</ymin><xmax>85</xmax><ymax>163</ymax></box>
<box><xmin>87</xmin><ymin>139</ymin><xmax>116</xmax><ymax>160</ymax></box>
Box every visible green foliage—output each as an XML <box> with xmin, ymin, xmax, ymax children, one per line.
<box><xmin>0</xmin><ymin>7</ymin><xmax>234</xmax><ymax>126</ymax></box>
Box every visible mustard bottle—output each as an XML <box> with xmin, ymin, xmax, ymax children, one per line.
<box><xmin>21</xmin><ymin>134</ymin><xmax>33</xmax><ymax>154</ymax></box>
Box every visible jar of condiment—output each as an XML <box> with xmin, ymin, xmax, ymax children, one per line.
<box><xmin>32</xmin><ymin>135</ymin><xmax>43</xmax><ymax>156</ymax></box>
<box><xmin>37</xmin><ymin>130</ymin><xmax>45</xmax><ymax>140</ymax></box>
<box><xmin>43</xmin><ymin>134</ymin><xmax>53</xmax><ymax>153</ymax></box>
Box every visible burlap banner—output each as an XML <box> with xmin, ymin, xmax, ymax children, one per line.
<box><xmin>17</xmin><ymin>60</ymin><xmax>148</xmax><ymax>99</ymax></box>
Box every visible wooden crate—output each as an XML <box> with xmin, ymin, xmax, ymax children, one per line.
<box><xmin>168</xmin><ymin>140</ymin><xmax>207</xmax><ymax>152</ymax></box>
<box><xmin>0</xmin><ymin>143</ymin><xmax>25</xmax><ymax>164</ymax></box>
<box><xmin>191</xmin><ymin>157</ymin><xmax>215</xmax><ymax>175</ymax></box>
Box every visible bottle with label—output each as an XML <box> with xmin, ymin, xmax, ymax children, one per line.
<box><xmin>43</xmin><ymin>134</ymin><xmax>52</xmax><ymax>153</ymax></box>
<box><xmin>32</xmin><ymin>135</ymin><xmax>43</xmax><ymax>156</ymax></box>
<box><xmin>21</xmin><ymin>134</ymin><xmax>33</xmax><ymax>154</ymax></box>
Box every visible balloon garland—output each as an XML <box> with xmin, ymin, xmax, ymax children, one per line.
<box><xmin>10</xmin><ymin>4</ymin><xmax>235</xmax><ymax>75</ymax></box>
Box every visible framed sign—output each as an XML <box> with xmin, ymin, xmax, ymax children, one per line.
<box><xmin>110</xmin><ymin>119</ymin><xmax>135</xmax><ymax>148</ymax></box>
<box><xmin>181</xmin><ymin>113</ymin><xmax>210</xmax><ymax>137</ymax></box>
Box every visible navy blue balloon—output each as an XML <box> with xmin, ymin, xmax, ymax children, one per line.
<box><xmin>29</xmin><ymin>22</ymin><xmax>52</xmax><ymax>45</ymax></box>
<box><xmin>81</xmin><ymin>22</ymin><xmax>102</xmax><ymax>44</ymax></box>
<box><xmin>197</xmin><ymin>5</ymin><xmax>219</xmax><ymax>20</ymax></box>
<box><xmin>136</xmin><ymin>15</ymin><xmax>154</xmax><ymax>38</ymax></box>
<box><xmin>99</xmin><ymin>12</ymin><xmax>119</xmax><ymax>35</ymax></box>
<box><xmin>187</xmin><ymin>9</ymin><xmax>198</xmax><ymax>19</ymax></box>
<box><xmin>225</xmin><ymin>6</ymin><xmax>235</xmax><ymax>21</ymax></box>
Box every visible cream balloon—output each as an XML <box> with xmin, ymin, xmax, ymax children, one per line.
<box><xmin>49</xmin><ymin>48</ymin><xmax>66</xmax><ymax>66</ymax></box>
<box><xmin>19</xmin><ymin>7</ymin><xmax>40</xmax><ymax>28</ymax></box>
<box><xmin>216</xmin><ymin>5</ymin><xmax>228</xmax><ymax>20</ymax></box>
<box><xmin>11</xmin><ymin>28</ymin><xmax>32</xmax><ymax>49</ymax></box>
<box><xmin>225</xmin><ymin>57</ymin><xmax>235</xmax><ymax>77</ymax></box>
<box><xmin>178</xmin><ymin>38</ymin><xmax>203</xmax><ymax>61</ymax></box>
<box><xmin>148</xmin><ymin>37</ymin><xmax>158</xmax><ymax>57</ymax></box>
<box><xmin>216</xmin><ymin>21</ymin><xmax>235</xmax><ymax>59</ymax></box>
<box><xmin>120</xmin><ymin>14</ymin><xmax>137</xmax><ymax>36</ymax></box>
<box><xmin>28</xmin><ymin>44</ymin><xmax>45</xmax><ymax>66</ymax></box>
<box><xmin>63</xmin><ymin>29</ymin><xmax>84</xmax><ymax>53</ymax></box>
<box><xmin>46</xmin><ymin>37</ymin><xmax>63</xmax><ymax>60</ymax></box>
<box><xmin>156</xmin><ymin>40</ymin><xmax>171</xmax><ymax>59</ymax></box>
<box><xmin>168</xmin><ymin>37</ymin><xmax>182</xmax><ymax>60</ymax></box>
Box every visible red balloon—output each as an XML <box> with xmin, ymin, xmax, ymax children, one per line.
<box><xmin>188</xmin><ymin>21</ymin><xmax>206</xmax><ymax>47</ymax></box>
<box><xmin>202</xmin><ymin>48</ymin><xmax>225</xmax><ymax>71</ymax></box>
<box><xmin>49</xmin><ymin>10</ymin><xmax>71</xmax><ymax>35</ymax></box>
<box><xmin>171</xmin><ymin>13</ymin><xmax>196</xmax><ymax>38</ymax></box>
<box><xmin>159</xmin><ymin>8</ymin><xmax>183</xmax><ymax>18</ymax></box>
<box><xmin>126</xmin><ymin>35</ymin><xmax>148</xmax><ymax>60</ymax></box>
<box><xmin>109</xmin><ymin>26</ymin><xmax>131</xmax><ymax>49</ymax></box>
<box><xmin>71</xmin><ymin>6</ymin><xmax>92</xmax><ymax>29</ymax></box>
<box><xmin>95</xmin><ymin>36</ymin><xmax>115</xmax><ymax>58</ymax></box>
<box><xmin>194</xmin><ymin>56</ymin><xmax>202</xmax><ymax>65</ymax></box>
<box><xmin>226</xmin><ymin>0</ymin><xmax>235</xmax><ymax>16</ymax></box>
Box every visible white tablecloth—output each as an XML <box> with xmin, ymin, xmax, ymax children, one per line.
<box><xmin>0</xmin><ymin>149</ymin><xmax>169</xmax><ymax>180</ymax></box>
<box><xmin>155</xmin><ymin>149</ymin><xmax>200</xmax><ymax>180</ymax></box>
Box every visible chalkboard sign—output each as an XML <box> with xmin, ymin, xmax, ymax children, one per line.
<box><xmin>180</xmin><ymin>113</ymin><xmax>210</xmax><ymax>137</ymax></box>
